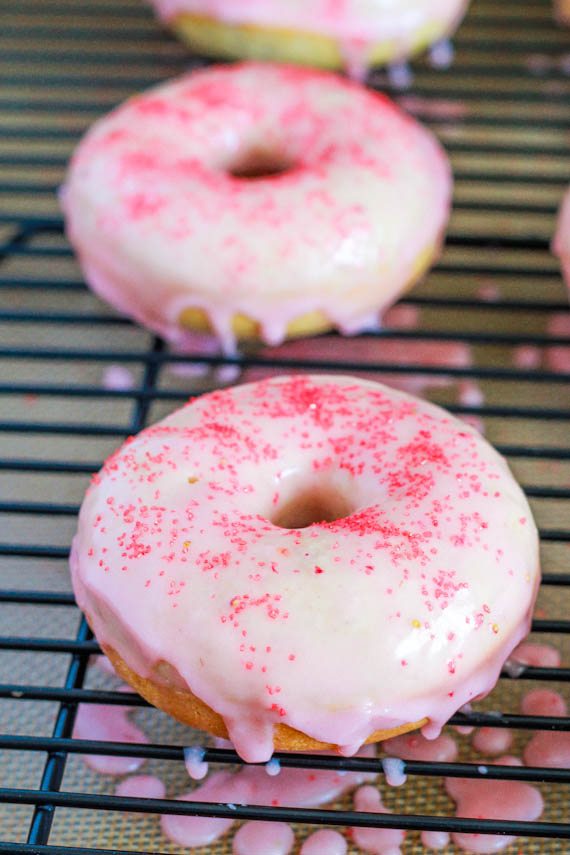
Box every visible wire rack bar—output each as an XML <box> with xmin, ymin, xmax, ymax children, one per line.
<box><xmin>4</xmin><ymin>789</ymin><xmax>570</xmax><ymax>839</ymax></box>
<box><xmin>3</xmin><ymin>737</ymin><xmax>570</xmax><ymax>782</ymax></box>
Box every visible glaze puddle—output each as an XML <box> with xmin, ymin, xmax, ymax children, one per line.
<box><xmin>72</xmin><ymin>695</ymin><xmax>149</xmax><ymax>775</ymax></box>
<box><xmin>115</xmin><ymin>774</ymin><xmax>166</xmax><ymax>801</ymax></box>
<box><xmin>521</xmin><ymin>688</ymin><xmax>570</xmax><ymax>768</ymax></box>
<box><xmin>351</xmin><ymin>785</ymin><xmax>406</xmax><ymax>854</ymax></box>
<box><xmin>445</xmin><ymin>756</ymin><xmax>543</xmax><ymax>853</ymax></box>
<box><xmin>233</xmin><ymin>820</ymin><xmax>294</xmax><ymax>854</ymax></box>
<box><xmin>471</xmin><ymin>727</ymin><xmax>513</xmax><ymax>757</ymax></box>
<box><xmin>383</xmin><ymin>731</ymin><xmax>457</xmax><ymax>763</ymax></box>
<box><xmin>510</xmin><ymin>641</ymin><xmax>561</xmax><ymax>668</ymax></box>
<box><xmin>161</xmin><ymin>751</ymin><xmax>375</xmax><ymax>847</ymax></box>
<box><xmin>300</xmin><ymin>828</ymin><xmax>348</xmax><ymax>854</ymax></box>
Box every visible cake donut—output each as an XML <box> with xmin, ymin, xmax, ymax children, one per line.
<box><xmin>61</xmin><ymin>62</ymin><xmax>452</xmax><ymax>354</ymax></box>
<box><xmin>71</xmin><ymin>375</ymin><xmax>540</xmax><ymax>762</ymax></box>
<box><xmin>553</xmin><ymin>185</ymin><xmax>570</xmax><ymax>291</ymax></box>
<box><xmin>149</xmin><ymin>1</ymin><xmax>471</xmax><ymax>77</ymax></box>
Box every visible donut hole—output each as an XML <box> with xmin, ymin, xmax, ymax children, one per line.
<box><xmin>228</xmin><ymin>147</ymin><xmax>294</xmax><ymax>180</ymax></box>
<box><xmin>271</xmin><ymin>484</ymin><xmax>354</xmax><ymax>529</ymax></box>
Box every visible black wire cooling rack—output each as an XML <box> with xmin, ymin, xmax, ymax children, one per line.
<box><xmin>1</xmin><ymin>0</ymin><xmax>570</xmax><ymax>852</ymax></box>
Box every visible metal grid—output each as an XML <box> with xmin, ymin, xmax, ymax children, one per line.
<box><xmin>0</xmin><ymin>0</ymin><xmax>569</xmax><ymax>851</ymax></box>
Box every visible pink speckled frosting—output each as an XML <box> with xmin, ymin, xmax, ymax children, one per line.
<box><xmin>70</xmin><ymin>375</ymin><xmax>539</xmax><ymax>762</ymax></box>
<box><xmin>60</xmin><ymin>63</ymin><xmax>452</xmax><ymax>353</ymax></box>
<box><xmin>553</xmin><ymin>185</ymin><xmax>570</xmax><ymax>292</ymax></box>
<box><xmin>150</xmin><ymin>0</ymin><xmax>470</xmax><ymax>63</ymax></box>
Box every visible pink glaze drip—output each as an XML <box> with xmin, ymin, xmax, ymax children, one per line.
<box><xmin>351</xmin><ymin>785</ymin><xmax>405</xmax><ymax>854</ymax></box>
<box><xmin>115</xmin><ymin>774</ymin><xmax>166</xmax><ymax>801</ymax></box>
<box><xmin>233</xmin><ymin>821</ymin><xmax>294</xmax><ymax>854</ymax></box>
<box><xmin>161</xmin><ymin>754</ymin><xmax>375</xmax><ymax>847</ymax></box>
<box><xmin>61</xmin><ymin>63</ymin><xmax>452</xmax><ymax>355</ymax></box>
<box><xmin>445</xmin><ymin>755</ymin><xmax>543</xmax><ymax>853</ymax></box>
<box><xmin>150</xmin><ymin>0</ymin><xmax>470</xmax><ymax>70</ymax></box>
<box><xmin>381</xmin><ymin>757</ymin><xmax>407</xmax><ymax>787</ymax></box>
<box><xmin>300</xmin><ymin>829</ymin><xmax>348</xmax><ymax>854</ymax></box>
<box><xmin>545</xmin><ymin>313</ymin><xmax>570</xmax><ymax>374</ymax></box>
<box><xmin>72</xmin><ymin>698</ymin><xmax>149</xmax><ymax>775</ymax></box>
<box><xmin>510</xmin><ymin>642</ymin><xmax>561</xmax><ymax>669</ymax></box>
<box><xmin>383</xmin><ymin>731</ymin><xmax>458</xmax><ymax>762</ymax></box>
<box><xmin>471</xmin><ymin>727</ymin><xmax>513</xmax><ymax>756</ymax></box>
<box><xmin>184</xmin><ymin>745</ymin><xmax>209</xmax><ymax>780</ymax></box>
<box><xmin>71</xmin><ymin>375</ymin><xmax>540</xmax><ymax>763</ymax></box>
<box><xmin>421</xmin><ymin>829</ymin><xmax>450</xmax><ymax>849</ymax></box>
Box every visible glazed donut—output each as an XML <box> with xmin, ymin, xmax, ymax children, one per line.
<box><xmin>71</xmin><ymin>375</ymin><xmax>540</xmax><ymax>762</ymax></box>
<box><xmin>61</xmin><ymin>62</ymin><xmax>452</xmax><ymax>354</ymax></box>
<box><xmin>149</xmin><ymin>1</ymin><xmax>470</xmax><ymax>77</ymax></box>
<box><xmin>553</xmin><ymin>185</ymin><xmax>570</xmax><ymax>291</ymax></box>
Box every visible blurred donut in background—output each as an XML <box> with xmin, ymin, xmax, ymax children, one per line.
<box><xmin>148</xmin><ymin>0</ymin><xmax>471</xmax><ymax>78</ymax></box>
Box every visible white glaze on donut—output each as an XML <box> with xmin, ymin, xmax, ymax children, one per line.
<box><xmin>150</xmin><ymin>0</ymin><xmax>470</xmax><ymax>66</ymax></box>
<box><xmin>553</xmin><ymin>185</ymin><xmax>570</xmax><ymax>291</ymax></box>
<box><xmin>61</xmin><ymin>63</ymin><xmax>452</xmax><ymax>353</ymax></box>
<box><xmin>70</xmin><ymin>375</ymin><xmax>539</xmax><ymax>762</ymax></box>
